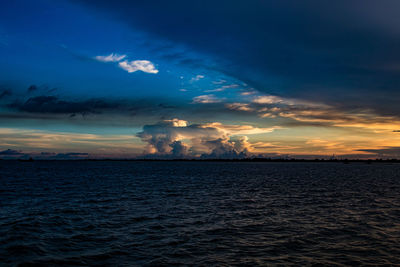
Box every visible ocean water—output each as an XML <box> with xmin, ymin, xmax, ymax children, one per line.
<box><xmin>0</xmin><ymin>161</ymin><xmax>400</xmax><ymax>266</ymax></box>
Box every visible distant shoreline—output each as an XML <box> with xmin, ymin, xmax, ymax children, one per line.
<box><xmin>1</xmin><ymin>158</ymin><xmax>400</xmax><ymax>163</ymax></box>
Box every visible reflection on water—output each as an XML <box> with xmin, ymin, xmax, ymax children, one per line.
<box><xmin>1</xmin><ymin>161</ymin><xmax>399</xmax><ymax>265</ymax></box>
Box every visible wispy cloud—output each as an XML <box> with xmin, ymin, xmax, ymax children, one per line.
<box><xmin>190</xmin><ymin>74</ymin><xmax>204</xmax><ymax>82</ymax></box>
<box><xmin>252</xmin><ymin>95</ymin><xmax>290</xmax><ymax>105</ymax></box>
<box><xmin>205</xmin><ymin>84</ymin><xmax>239</xmax><ymax>93</ymax></box>
<box><xmin>225</xmin><ymin>103</ymin><xmax>254</xmax><ymax>112</ymax></box>
<box><xmin>118</xmin><ymin>60</ymin><xmax>158</xmax><ymax>74</ymax></box>
<box><xmin>192</xmin><ymin>94</ymin><xmax>222</xmax><ymax>104</ymax></box>
<box><xmin>0</xmin><ymin>128</ymin><xmax>141</xmax><ymax>154</ymax></box>
<box><xmin>94</xmin><ymin>53</ymin><xmax>126</xmax><ymax>62</ymax></box>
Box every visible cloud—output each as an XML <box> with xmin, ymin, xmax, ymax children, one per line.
<box><xmin>192</xmin><ymin>94</ymin><xmax>222</xmax><ymax>104</ymax></box>
<box><xmin>136</xmin><ymin>118</ymin><xmax>278</xmax><ymax>158</ymax></box>
<box><xmin>252</xmin><ymin>95</ymin><xmax>292</xmax><ymax>105</ymax></box>
<box><xmin>164</xmin><ymin>118</ymin><xmax>188</xmax><ymax>127</ymax></box>
<box><xmin>0</xmin><ymin>149</ymin><xmax>90</xmax><ymax>159</ymax></box>
<box><xmin>118</xmin><ymin>60</ymin><xmax>158</xmax><ymax>74</ymax></box>
<box><xmin>205</xmin><ymin>83</ymin><xmax>239</xmax><ymax>93</ymax></box>
<box><xmin>358</xmin><ymin>147</ymin><xmax>400</xmax><ymax>158</ymax></box>
<box><xmin>170</xmin><ymin>140</ymin><xmax>189</xmax><ymax>157</ymax></box>
<box><xmin>225</xmin><ymin>103</ymin><xmax>254</xmax><ymax>112</ymax></box>
<box><xmin>94</xmin><ymin>53</ymin><xmax>126</xmax><ymax>62</ymax></box>
<box><xmin>0</xmin><ymin>127</ymin><xmax>143</xmax><ymax>157</ymax></box>
<box><xmin>190</xmin><ymin>74</ymin><xmax>204</xmax><ymax>82</ymax></box>
<box><xmin>95</xmin><ymin>53</ymin><xmax>158</xmax><ymax>74</ymax></box>
<box><xmin>75</xmin><ymin>0</ymin><xmax>400</xmax><ymax>116</ymax></box>
<box><xmin>0</xmin><ymin>89</ymin><xmax>12</xmax><ymax>99</ymax></box>
<box><xmin>0</xmin><ymin>149</ymin><xmax>24</xmax><ymax>155</ymax></box>
<box><xmin>221</xmin><ymin>92</ymin><xmax>400</xmax><ymax>131</ymax></box>
<box><xmin>212</xmin><ymin>79</ymin><xmax>227</xmax><ymax>85</ymax></box>
<box><xmin>8</xmin><ymin>96</ymin><xmax>120</xmax><ymax>114</ymax></box>
<box><xmin>51</xmin><ymin>152</ymin><xmax>89</xmax><ymax>159</ymax></box>
<box><xmin>240</xmin><ymin>89</ymin><xmax>257</xmax><ymax>96</ymax></box>
<box><xmin>27</xmin><ymin>85</ymin><xmax>38</xmax><ymax>93</ymax></box>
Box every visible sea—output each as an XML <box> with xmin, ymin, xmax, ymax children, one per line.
<box><xmin>0</xmin><ymin>161</ymin><xmax>399</xmax><ymax>266</ymax></box>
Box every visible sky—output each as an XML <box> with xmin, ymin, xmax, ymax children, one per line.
<box><xmin>1</xmin><ymin>0</ymin><xmax>400</xmax><ymax>159</ymax></box>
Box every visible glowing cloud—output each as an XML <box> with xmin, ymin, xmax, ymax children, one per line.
<box><xmin>136</xmin><ymin>119</ymin><xmax>279</xmax><ymax>158</ymax></box>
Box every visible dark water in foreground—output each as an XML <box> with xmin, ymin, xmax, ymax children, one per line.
<box><xmin>1</xmin><ymin>161</ymin><xmax>400</xmax><ymax>266</ymax></box>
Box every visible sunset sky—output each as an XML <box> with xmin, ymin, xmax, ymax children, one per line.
<box><xmin>1</xmin><ymin>0</ymin><xmax>400</xmax><ymax>159</ymax></box>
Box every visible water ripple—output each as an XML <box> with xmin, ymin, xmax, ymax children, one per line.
<box><xmin>1</xmin><ymin>161</ymin><xmax>400</xmax><ymax>265</ymax></box>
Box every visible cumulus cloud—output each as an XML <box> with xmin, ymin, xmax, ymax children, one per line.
<box><xmin>94</xmin><ymin>53</ymin><xmax>158</xmax><ymax>74</ymax></box>
<box><xmin>136</xmin><ymin>118</ymin><xmax>278</xmax><ymax>158</ymax></box>
<box><xmin>95</xmin><ymin>53</ymin><xmax>126</xmax><ymax>62</ymax></box>
<box><xmin>118</xmin><ymin>60</ymin><xmax>158</xmax><ymax>74</ymax></box>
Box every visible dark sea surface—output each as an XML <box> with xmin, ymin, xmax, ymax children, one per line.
<box><xmin>1</xmin><ymin>161</ymin><xmax>400</xmax><ymax>266</ymax></box>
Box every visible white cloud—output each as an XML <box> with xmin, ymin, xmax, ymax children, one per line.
<box><xmin>205</xmin><ymin>84</ymin><xmax>239</xmax><ymax>93</ymax></box>
<box><xmin>190</xmin><ymin>75</ymin><xmax>204</xmax><ymax>82</ymax></box>
<box><xmin>94</xmin><ymin>53</ymin><xmax>158</xmax><ymax>74</ymax></box>
<box><xmin>118</xmin><ymin>60</ymin><xmax>159</xmax><ymax>74</ymax></box>
<box><xmin>95</xmin><ymin>53</ymin><xmax>126</xmax><ymax>62</ymax></box>
<box><xmin>212</xmin><ymin>79</ymin><xmax>227</xmax><ymax>85</ymax></box>
<box><xmin>192</xmin><ymin>94</ymin><xmax>222</xmax><ymax>104</ymax></box>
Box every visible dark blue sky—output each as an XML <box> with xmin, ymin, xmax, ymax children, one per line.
<box><xmin>1</xmin><ymin>0</ymin><xmax>400</xmax><ymax>159</ymax></box>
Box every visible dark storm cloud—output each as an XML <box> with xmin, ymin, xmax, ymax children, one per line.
<box><xmin>73</xmin><ymin>0</ymin><xmax>400</xmax><ymax>114</ymax></box>
<box><xmin>51</xmin><ymin>152</ymin><xmax>89</xmax><ymax>159</ymax></box>
<box><xmin>1</xmin><ymin>86</ymin><xmax>251</xmax><ymax>124</ymax></box>
<box><xmin>0</xmin><ymin>149</ymin><xmax>23</xmax><ymax>155</ymax></box>
<box><xmin>358</xmin><ymin>147</ymin><xmax>400</xmax><ymax>158</ymax></box>
<box><xmin>0</xmin><ymin>149</ymin><xmax>90</xmax><ymax>159</ymax></box>
<box><xmin>8</xmin><ymin>96</ymin><xmax>121</xmax><ymax>115</ymax></box>
<box><xmin>0</xmin><ymin>89</ymin><xmax>12</xmax><ymax>99</ymax></box>
<box><xmin>27</xmin><ymin>85</ymin><xmax>38</xmax><ymax>93</ymax></box>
